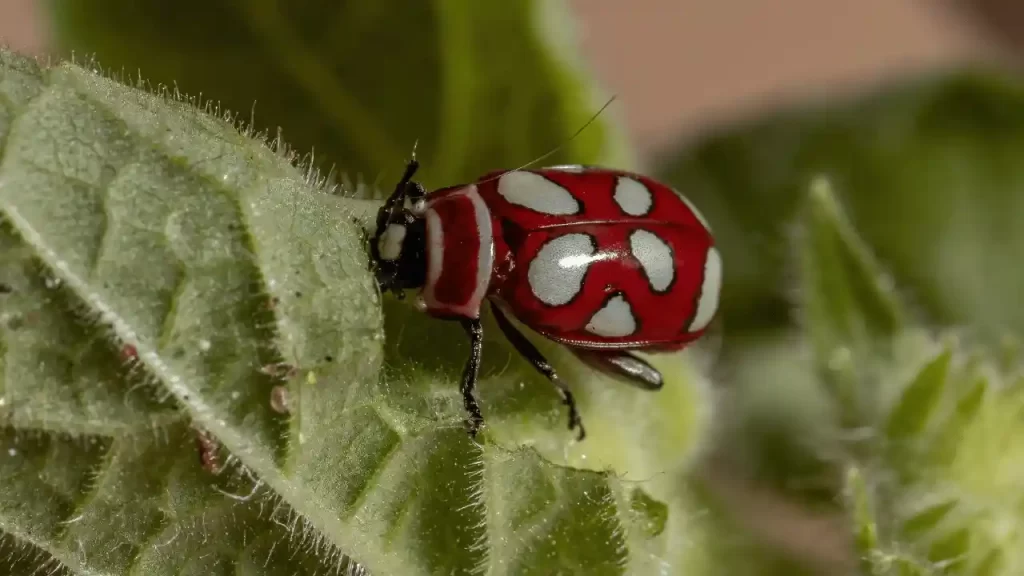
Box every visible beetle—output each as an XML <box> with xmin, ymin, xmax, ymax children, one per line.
<box><xmin>370</xmin><ymin>159</ymin><xmax>721</xmax><ymax>441</ymax></box>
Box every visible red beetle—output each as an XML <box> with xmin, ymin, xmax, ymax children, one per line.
<box><xmin>371</xmin><ymin>160</ymin><xmax>721</xmax><ymax>440</ymax></box>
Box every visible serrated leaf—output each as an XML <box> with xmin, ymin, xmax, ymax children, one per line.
<box><xmin>45</xmin><ymin>0</ymin><xmax>629</xmax><ymax>189</ymax></box>
<box><xmin>654</xmin><ymin>69</ymin><xmax>1024</xmax><ymax>344</ymax></box>
<box><xmin>0</xmin><ymin>48</ymin><xmax>709</xmax><ymax>576</ymax></box>
<box><xmin>885</xmin><ymin>349</ymin><xmax>951</xmax><ymax>443</ymax></box>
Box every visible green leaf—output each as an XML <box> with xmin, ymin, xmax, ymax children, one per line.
<box><xmin>884</xmin><ymin>348</ymin><xmax>951</xmax><ymax>443</ymax></box>
<box><xmin>654</xmin><ymin>69</ymin><xmax>1024</xmax><ymax>343</ymax></box>
<box><xmin>45</xmin><ymin>0</ymin><xmax>630</xmax><ymax>189</ymax></box>
<box><xmin>846</xmin><ymin>466</ymin><xmax>879</xmax><ymax>562</ymax></box>
<box><xmin>801</xmin><ymin>176</ymin><xmax>903</xmax><ymax>345</ymax></box>
<box><xmin>843</xmin><ymin>336</ymin><xmax>1024</xmax><ymax>576</ymax></box>
<box><xmin>797</xmin><ymin>176</ymin><xmax>904</xmax><ymax>426</ymax></box>
<box><xmin>0</xmin><ymin>48</ymin><xmax>707</xmax><ymax>575</ymax></box>
<box><xmin>901</xmin><ymin>498</ymin><xmax>957</xmax><ymax>538</ymax></box>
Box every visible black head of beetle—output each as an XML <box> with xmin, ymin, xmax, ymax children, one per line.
<box><xmin>370</xmin><ymin>160</ymin><xmax>429</xmax><ymax>299</ymax></box>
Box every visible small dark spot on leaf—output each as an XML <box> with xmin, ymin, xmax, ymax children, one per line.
<box><xmin>0</xmin><ymin>282</ymin><xmax>12</xmax><ymax>294</ymax></box>
<box><xmin>294</xmin><ymin>291</ymin><xmax>303</xmax><ymax>297</ymax></box>
<box><xmin>324</xmin><ymin>355</ymin><xmax>334</xmax><ymax>362</ymax></box>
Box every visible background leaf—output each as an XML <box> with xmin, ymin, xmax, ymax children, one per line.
<box><xmin>45</xmin><ymin>0</ymin><xmax>631</xmax><ymax>189</ymax></box>
<box><xmin>654</xmin><ymin>69</ymin><xmax>1024</xmax><ymax>346</ymax></box>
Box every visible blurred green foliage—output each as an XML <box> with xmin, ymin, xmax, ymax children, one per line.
<box><xmin>655</xmin><ymin>70</ymin><xmax>1024</xmax><ymax>345</ymax></box>
<box><xmin>47</xmin><ymin>0</ymin><xmax>625</xmax><ymax>188</ymax></box>
<box><xmin>0</xmin><ymin>1</ymin><xmax>1019</xmax><ymax>575</ymax></box>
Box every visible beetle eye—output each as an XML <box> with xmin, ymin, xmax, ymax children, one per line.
<box><xmin>378</xmin><ymin>223</ymin><xmax>407</xmax><ymax>261</ymax></box>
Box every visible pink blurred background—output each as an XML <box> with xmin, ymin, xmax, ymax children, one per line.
<box><xmin>0</xmin><ymin>0</ymin><xmax>1006</xmax><ymax>159</ymax></box>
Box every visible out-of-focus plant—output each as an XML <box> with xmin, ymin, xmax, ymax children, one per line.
<box><xmin>0</xmin><ymin>2</ymin><xmax>1021</xmax><ymax>575</ymax></box>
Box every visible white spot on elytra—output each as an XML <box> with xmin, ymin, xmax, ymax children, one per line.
<box><xmin>629</xmin><ymin>230</ymin><xmax>673</xmax><ymax>292</ymax></box>
<box><xmin>688</xmin><ymin>246</ymin><xmax>722</xmax><ymax>332</ymax></box>
<box><xmin>498</xmin><ymin>171</ymin><xmax>580</xmax><ymax>215</ymax></box>
<box><xmin>614</xmin><ymin>177</ymin><xmax>653</xmax><ymax>216</ymax></box>
<box><xmin>378</xmin><ymin>223</ymin><xmax>407</xmax><ymax>261</ymax></box>
<box><xmin>586</xmin><ymin>294</ymin><xmax>637</xmax><ymax>337</ymax></box>
<box><xmin>528</xmin><ymin>234</ymin><xmax>596</xmax><ymax>306</ymax></box>
<box><xmin>199</xmin><ymin>339</ymin><xmax>211</xmax><ymax>351</ymax></box>
<box><xmin>7</xmin><ymin>448</ymin><xmax>16</xmax><ymax>457</ymax></box>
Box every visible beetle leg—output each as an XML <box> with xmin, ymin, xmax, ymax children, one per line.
<box><xmin>460</xmin><ymin>319</ymin><xmax>486</xmax><ymax>436</ymax></box>
<box><xmin>574</xmin><ymin>350</ymin><xmax>664</xmax><ymax>391</ymax></box>
<box><xmin>490</xmin><ymin>303</ymin><xmax>585</xmax><ymax>441</ymax></box>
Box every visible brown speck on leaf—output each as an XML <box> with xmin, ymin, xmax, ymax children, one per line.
<box><xmin>120</xmin><ymin>344</ymin><xmax>138</xmax><ymax>362</ymax></box>
<box><xmin>194</xmin><ymin>428</ymin><xmax>222</xmax><ymax>474</ymax></box>
<box><xmin>270</xmin><ymin>385</ymin><xmax>290</xmax><ymax>414</ymax></box>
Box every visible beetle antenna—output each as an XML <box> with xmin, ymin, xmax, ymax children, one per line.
<box><xmin>475</xmin><ymin>95</ymin><xmax>617</xmax><ymax>186</ymax></box>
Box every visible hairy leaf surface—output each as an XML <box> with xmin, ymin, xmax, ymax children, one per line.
<box><xmin>0</xmin><ymin>48</ymin><xmax>706</xmax><ymax>576</ymax></box>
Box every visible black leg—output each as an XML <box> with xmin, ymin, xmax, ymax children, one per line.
<box><xmin>574</xmin><ymin>350</ymin><xmax>664</xmax><ymax>391</ymax></box>
<box><xmin>460</xmin><ymin>319</ymin><xmax>485</xmax><ymax>436</ymax></box>
<box><xmin>491</xmin><ymin>303</ymin><xmax>586</xmax><ymax>441</ymax></box>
